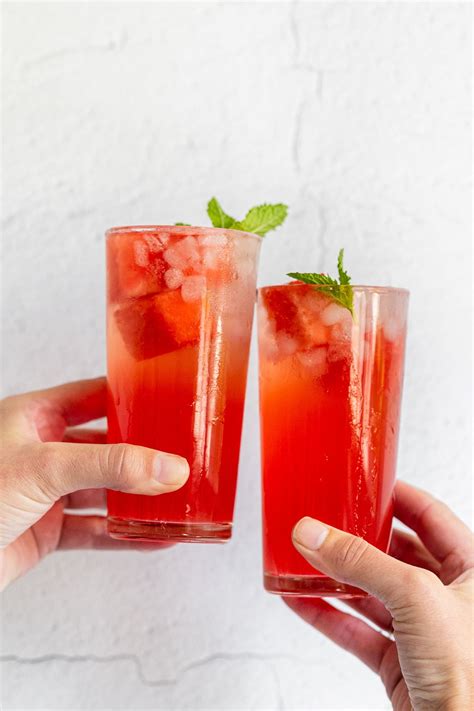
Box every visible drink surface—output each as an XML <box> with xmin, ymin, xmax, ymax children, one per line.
<box><xmin>106</xmin><ymin>226</ymin><xmax>261</xmax><ymax>539</ymax></box>
<box><xmin>258</xmin><ymin>283</ymin><xmax>408</xmax><ymax>592</ymax></box>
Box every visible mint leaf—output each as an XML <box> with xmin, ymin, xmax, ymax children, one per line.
<box><xmin>176</xmin><ymin>198</ymin><xmax>288</xmax><ymax>236</ymax></box>
<box><xmin>287</xmin><ymin>249</ymin><xmax>354</xmax><ymax>316</ymax></box>
<box><xmin>175</xmin><ymin>222</ymin><xmax>191</xmax><ymax>226</ymax></box>
<box><xmin>207</xmin><ymin>197</ymin><xmax>236</xmax><ymax>229</ymax></box>
<box><xmin>287</xmin><ymin>272</ymin><xmax>339</xmax><ymax>288</ymax></box>
<box><xmin>234</xmin><ymin>203</ymin><xmax>288</xmax><ymax>236</ymax></box>
<box><xmin>337</xmin><ymin>248</ymin><xmax>351</xmax><ymax>285</ymax></box>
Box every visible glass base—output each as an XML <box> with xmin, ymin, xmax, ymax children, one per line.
<box><xmin>264</xmin><ymin>573</ymin><xmax>367</xmax><ymax>598</ymax></box>
<box><xmin>107</xmin><ymin>517</ymin><xmax>232</xmax><ymax>543</ymax></box>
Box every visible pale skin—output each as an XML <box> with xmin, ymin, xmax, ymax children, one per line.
<box><xmin>1</xmin><ymin>380</ymin><xmax>472</xmax><ymax>710</ymax></box>
<box><xmin>289</xmin><ymin>484</ymin><xmax>474</xmax><ymax>710</ymax></box>
<box><xmin>0</xmin><ymin>377</ymin><xmax>189</xmax><ymax>589</ymax></box>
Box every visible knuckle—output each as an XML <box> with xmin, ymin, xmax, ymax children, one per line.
<box><xmin>103</xmin><ymin>444</ymin><xmax>143</xmax><ymax>489</ymax></box>
<box><xmin>333</xmin><ymin>535</ymin><xmax>368</xmax><ymax>571</ymax></box>
<box><xmin>403</xmin><ymin>566</ymin><xmax>439</xmax><ymax>599</ymax></box>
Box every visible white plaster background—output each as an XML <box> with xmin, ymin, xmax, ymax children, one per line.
<box><xmin>1</xmin><ymin>2</ymin><xmax>472</xmax><ymax>709</ymax></box>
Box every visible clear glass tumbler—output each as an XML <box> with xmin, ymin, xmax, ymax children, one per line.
<box><xmin>258</xmin><ymin>283</ymin><xmax>409</xmax><ymax>596</ymax></box>
<box><xmin>107</xmin><ymin>225</ymin><xmax>261</xmax><ymax>542</ymax></box>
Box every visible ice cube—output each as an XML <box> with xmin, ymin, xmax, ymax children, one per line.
<box><xmin>164</xmin><ymin>268</ymin><xmax>184</xmax><ymax>290</ymax></box>
<box><xmin>202</xmin><ymin>248</ymin><xmax>222</xmax><ymax>270</ymax></box>
<box><xmin>201</xmin><ymin>233</ymin><xmax>228</xmax><ymax>248</ymax></box>
<box><xmin>164</xmin><ymin>247</ymin><xmax>188</xmax><ymax>270</ymax></box>
<box><xmin>144</xmin><ymin>234</ymin><xmax>168</xmax><ymax>251</ymax></box>
<box><xmin>296</xmin><ymin>347</ymin><xmax>328</xmax><ymax>376</ymax></box>
<box><xmin>276</xmin><ymin>333</ymin><xmax>298</xmax><ymax>357</ymax></box>
<box><xmin>176</xmin><ymin>235</ymin><xmax>200</xmax><ymax>262</ymax></box>
<box><xmin>181</xmin><ymin>275</ymin><xmax>206</xmax><ymax>303</ymax></box>
<box><xmin>327</xmin><ymin>315</ymin><xmax>353</xmax><ymax>362</ymax></box>
<box><xmin>201</xmin><ymin>233</ymin><xmax>231</xmax><ymax>271</ymax></box>
<box><xmin>298</xmin><ymin>288</ymin><xmax>329</xmax><ymax>315</ymax></box>
<box><xmin>331</xmin><ymin>318</ymin><xmax>352</xmax><ymax>342</ymax></box>
<box><xmin>134</xmin><ymin>240</ymin><xmax>150</xmax><ymax>267</ymax></box>
<box><xmin>321</xmin><ymin>302</ymin><xmax>351</xmax><ymax>327</ymax></box>
<box><xmin>258</xmin><ymin>304</ymin><xmax>280</xmax><ymax>360</ymax></box>
<box><xmin>259</xmin><ymin>334</ymin><xmax>278</xmax><ymax>361</ymax></box>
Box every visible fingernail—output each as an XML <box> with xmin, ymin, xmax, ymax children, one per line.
<box><xmin>293</xmin><ymin>518</ymin><xmax>329</xmax><ymax>550</ymax></box>
<box><xmin>154</xmin><ymin>454</ymin><xmax>189</xmax><ymax>486</ymax></box>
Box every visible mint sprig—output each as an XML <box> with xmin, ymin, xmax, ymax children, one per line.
<box><xmin>177</xmin><ymin>197</ymin><xmax>288</xmax><ymax>236</ymax></box>
<box><xmin>233</xmin><ymin>203</ymin><xmax>288</xmax><ymax>236</ymax></box>
<box><xmin>207</xmin><ymin>197</ymin><xmax>236</xmax><ymax>229</ymax></box>
<box><xmin>288</xmin><ymin>249</ymin><xmax>354</xmax><ymax>316</ymax></box>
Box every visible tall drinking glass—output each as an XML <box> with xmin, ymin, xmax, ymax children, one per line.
<box><xmin>107</xmin><ymin>226</ymin><xmax>261</xmax><ymax>542</ymax></box>
<box><xmin>258</xmin><ymin>283</ymin><xmax>408</xmax><ymax>597</ymax></box>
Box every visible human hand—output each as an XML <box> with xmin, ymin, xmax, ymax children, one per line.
<box><xmin>287</xmin><ymin>481</ymin><xmax>473</xmax><ymax>710</ymax></box>
<box><xmin>0</xmin><ymin>377</ymin><xmax>189</xmax><ymax>590</ymax></box>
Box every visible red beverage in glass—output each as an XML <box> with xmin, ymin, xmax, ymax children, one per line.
<box><xmin>258</xmin><ymin>283</ymin><xmax>408</xmax><ymax>596</ymax></box>
<box><xmin>106</xmin><ymin>226</ymin><xmax>261</xmax><ymax>542</ymax></box>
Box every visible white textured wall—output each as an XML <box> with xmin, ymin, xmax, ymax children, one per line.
<box><xmin>2</xmin><ymin>2</ymin><xmax>472</xmax><ymax>710</ymax></box>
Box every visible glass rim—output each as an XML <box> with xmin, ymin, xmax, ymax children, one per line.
<box><xmin>258</xmin><ymin>283</ymin><xmax>409</xmax><ymax>296</ymax></box>
<box><xmin>106</xmin><ymin>225</ymin><xmax>262</xmax><ymax>241</ymax></box>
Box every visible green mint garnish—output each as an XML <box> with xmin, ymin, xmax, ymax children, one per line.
<box><xmin>288</xmin><ymin>248</ymin><xmax>354</xmax><ymax>316</ymax></box>
<box><xmin>177</xmin><ymin>197</ymin><xmax>288</xmax><ymax>236</ymax></box>
<box><xmin>232</xmin><ymin>203</ymin><xmax>288</xmax><ymax>236</ymax></box>
<box><xmin>207</xmin><ymin>197</ymin><xmax>236</xmax><ymax>229</ymax></box>
<box><xmin>175</xmin><ymin>222</ymin><xmax>191</xmax><ymax>226</ymax></box>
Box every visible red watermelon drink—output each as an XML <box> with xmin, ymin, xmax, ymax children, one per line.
<box><xmin>106</xmin><ymin>199</ymin><xmax>287</xmax><ymax>542</ymax></box>
<box><xmin>258</xmin><ymin>252</ymin><xmax>408</xmax><ymax>596</ymax></box>
<box><xmin>106</xmin><ymin>225</ymin><xmax>261</xmax><ymax>542</ymax></box>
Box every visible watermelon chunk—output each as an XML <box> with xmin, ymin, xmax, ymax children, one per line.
<box><xmin>114</xmin><ymin>289</ymin><xmax>202</xmax><ymax>361</ymax></box>
<box><xmin>108</xmin><ymin>232</ymin><xmax>167</xmax><ymax>301</ymax></box>
<box><xmin>260</xmin><ymin>283</ymin><xmax>330</xmax><ymax>350</ymax></box>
